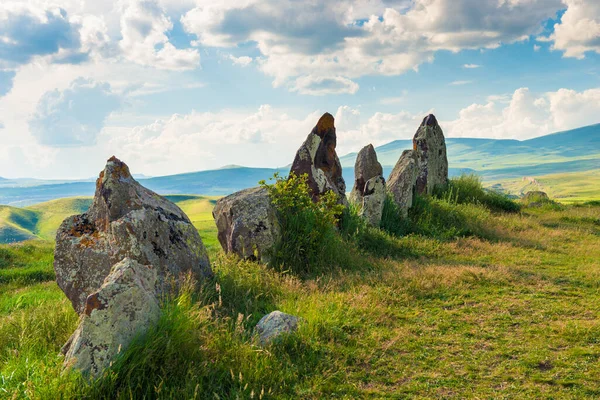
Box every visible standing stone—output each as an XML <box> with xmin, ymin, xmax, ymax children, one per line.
<box><xmin>213</xmin><ymin>186</ymin><xmax>280</xmax><ymax>262</ymax></box>
<box><xmin>360</xmin><ymin>176</ymin><xmax>386</xmax><ymax>227</ymax></box>
<box><xmin>63</xmin><ymin>258</ymin><xmax>161</xmax><ymax>377</ymax></box>
<box><xmin>255</xmin><ymin>311</ymin><xmax>300</xmax><ymax>345</ymax></box>
<box><xmin>387</xmin><ymin>150</ymin><xmax>418</xmax><ymax>217</ymax></box>
<box><xmin>54</xmin><ymin>156</ymin><xmax>212</xmax><ymax>314</ymax></box>
<box><xmin>290</xmin><ymin>113</ymin><xmax>346</xmax><ymax>204</ymax></box>
<box><xmin>349</xmin><ymin>144</ymin><xmax>386</xmax><ymax>226</ymax></box>
<box><xmin>413</xmin><ymin>114</ymin><xmax>448</xmax><ymax>195</ymax></box>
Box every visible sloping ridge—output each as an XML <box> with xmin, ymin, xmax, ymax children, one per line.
<box><xmin>0</xmin><ymin>195</ymin><xmax>218</xmax><ymax>244</ymax></box>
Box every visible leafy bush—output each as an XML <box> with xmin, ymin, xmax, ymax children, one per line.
<box><xmin>380</xmin><ymin>185</ymin><xmax>493</xmax><ymax>241</ymax></box>
<box><xmin>259</xmin><ymin>173</ymin><xmax>348</xmax><ymax>276</ymax></box>
<box><xmin>436</xmin><ymin>174</ymin><xmax>521</xmax><ymax>213</ymax></box>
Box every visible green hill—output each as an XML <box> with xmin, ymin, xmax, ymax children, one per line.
<box><xmin>340</xmin><ymin>123</ymin><xmax>600</xmax><ymax>180</ymax></box>
<box><xmin>0</xmin><ymin>195</ymin><xmax>221</xmax><ymax>247</ymax></box>
<box><xmin>0</xmin><ymin>206</ymin><xmax>39</xmax><ymax>243</ymax></box>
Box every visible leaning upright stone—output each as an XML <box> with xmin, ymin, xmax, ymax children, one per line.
<box><xmin>387</xmin><ymin>150</ymin><xmax>418</xmax><ymax>217</ymax></box>
<box><xmin>290</xmin><ymin>113</ymin><xmax>346</xmax><ymax>204</ymax></box>
<box><xmin>54</xmin><ymin>156</ymin><xmax>212</xmax><ymax>314</ymax></box>
<box><xmin>349</xmin><ymin>144</ymin><xmax>386</xmax><ymax>226</ymax></box>
<box><xmin>413</xmin><ymin>114</ymin><xmax>448</xmax><ymax>195</ymax></box>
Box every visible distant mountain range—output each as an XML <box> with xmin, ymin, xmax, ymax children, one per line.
<box><xmin>1</xmin><ymin>123</ymin><xmax>598</xmax><ymax>206</ymax></box>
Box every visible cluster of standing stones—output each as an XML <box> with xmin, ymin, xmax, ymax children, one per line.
<box><xmin>53</xmin><ymin>113</ymin><xmax>448</xmax><ymax>378</ymax></box>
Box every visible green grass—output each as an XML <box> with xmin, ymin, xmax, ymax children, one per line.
<box><xmin>3</xmin><ymin>195</ymin><xmax>600</xmax><ymax>398</ymax></box>
<box><xmin>490</xmin><ymin>169</ymin><xmax>600</xmax><ymax>204</ymax></box>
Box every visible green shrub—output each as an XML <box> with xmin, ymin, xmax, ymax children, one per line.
<box><xmin>379</xmin><ymin>191</ymin><xmax>492</xmax><ymax>241</ymax></box>
<box><xmin>259</xmin><ymin>173</ymin><xmax>348</xmax><ymax>276</ymax></box>
<box><xmin>407</xmin><ymin>195</ymin><xmax>492</xmax><ymax>240</ymax></box>
<box><xmin>436</xmin><ymin>174</ymin><xmax>520</xmax><ymax>213</ymax></box>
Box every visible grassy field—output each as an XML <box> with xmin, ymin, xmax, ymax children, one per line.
<box><xmin>1</xmin><ymin>194</ymin><xmax>600</xmax><ymax>398</ymax></box>
<box><xmin>490</xmin><ymin>169</ymin><xmax>600</xmax><ymax>204</ymax></box>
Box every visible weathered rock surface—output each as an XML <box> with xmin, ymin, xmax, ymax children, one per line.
<box><xmin>413</xmin><ymin>114</ymin><xmax>448</xmax><ymax>195</ymax></box>
<box><xmin>255</xmin><ymin>311</ymin><xmax>300</xmax><ymax>345</ymax></box>
<box><xmin>213</xmin><ymin>186</ymin><xmax>280</xmax><ymax>262</ymax></box>
<box><xmin>290</xmin><ymin>113</ymin><xmax>346</xmax><ymax>204</ymax></box>
<box><xmin>349</xmin><ymin>144</ymin><xmax>386</xmax><ymax>226</ymax></box>
<box><xmin>63</xmin><ymin>258</ymin><xmax>161</xmax><ymax>377</ymax></box>
<box><xmin>350</xmin><ymin>144</ymin><xmax>383</xmax><ymax>200</ymax></box>
<box><xmin>360</xmin><ymin>176</ymin><xmax>386</xmax><ymax>227</ymax></box>
<box><xmin>387</xmin><ymin>150</ymin><xmax>418</xmax><ymax>217</ymax></box>
<box><xmin>54</xmin><ymin>156</ymin><xmax>212</xmax><ymax>314</ymax></box>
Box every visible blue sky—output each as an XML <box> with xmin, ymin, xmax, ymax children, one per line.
<box><xmin>0</xmin><ymin>0</ymin><xmax>599</xmax><ymax>179</ymax></box>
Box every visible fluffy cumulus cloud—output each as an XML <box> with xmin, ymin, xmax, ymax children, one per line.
<box><xmin>29</xmin><ymin>78</ymin><xmax>120</xmax><ymax>147</ymax></box>
<box><xmin>545</xmin><ymin>0</ymin><xmax>600</xmax><ymax>58</ymax></box>
<box><xmin>106</xmin><ymin>105</ymin><xmax>321</xmax><ymax>175</ymax></box>
<box><xmin>119</xmin><ymin>0</ymin><xmax>200</xmax><ymax>70</ymax></box>
<box><xmin>182</xmin><ymin>0</ymin><xmax>561</xmax><ymax>93</ymax></box>
<box><xmin>445</xmin><ymin>87</ymin><xmax>600</xmax><ymax>139</ymax></box>
<box><xmin>0</xmin><ymin>3</ymin><xmax>83</xmax><ymax>68</ymax></box>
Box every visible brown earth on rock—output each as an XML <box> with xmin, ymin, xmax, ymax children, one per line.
<box><xmin>290</xmin><ymin>112</ymin><xmax>347</xmax><ymax>204</ymax></box>
<box><xmin>54</xmin><ymin>156</ymin><xmax>212</xmax><ymax>314</ymax></box>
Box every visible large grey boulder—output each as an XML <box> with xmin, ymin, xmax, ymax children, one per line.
<box><xmin>63</xmin><ymin>258</ymin><xmax>161</xmax><ymax>377</ymax></box>
<box><xmin>255</xmin><ymin>311</ymin><xmax>300</xmax><ymax>345</ymax></box>
<box><xmin>213</xmin><ymin>186</ymin><xmax>280</xmax><ymax>262</ymax></box>
<box><xmin>413</xmin><ymin>114</ymin><xmax>448</xmax><ymax>195</ymax></box>
<box><xmin>54</xmin><ymin>156</ymin><xmax>212</xmax><ymax>314</ymax></box>
<box><xmin>387</xmin><ymin>150</ymin><xmax>418</xmax><ymax>217</ymax></box>
<box><xmin>290</xmin><ymin>113</ymin><xmax>346</xmax><ymax>204</ymax></box>
<box><xmin>349</xmin><ymin>144</ymin><xmax>386</xmax><ymax>227</ymax></box>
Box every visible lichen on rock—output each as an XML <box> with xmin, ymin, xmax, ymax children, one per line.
<box><xmin>62</xmin><ymin>258</ymin><xmax>161</xmax><ymax>378</ymax></box>
<box><xmin>54</xmin><ymin>156</ymin><xmax>212</xmax><ymax>314</ymax></box>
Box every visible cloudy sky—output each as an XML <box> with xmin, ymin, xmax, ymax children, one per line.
<box><xmin>1</xmin><ymin>0</ymin><xmax>599</xmax><ymax>179</ymax></box>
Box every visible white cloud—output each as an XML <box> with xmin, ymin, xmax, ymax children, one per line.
<box><xmin>445</xmin><ymin>87</ymin><xmax>600</xmax><ymax>139</ymax></box>
<box><xmin>545</xmin><ymin>0</ymin><xmax>600</xmax><ymax>59</ymax></box>
<box><xmin>463</xmin><ymin>64</ymin><xmax>481</xmax><ymax>69</ymax></box>
<box><xmin>533</xmin><ymin>44</ymin><xmax>541</xmax><ymax>52</ymax></box>
<box><xmin>182</xmin><ymin>0</ymin><xmax>561</xmax><ymax>94</ymax></box>
<box><xmin>229</xmin><ymin>55</ymin><xmax>253</xmax><ymax>67</ymax></box>
<box><xmin>119</xmin><ymin>0</ymin><xmax>200</xmax><ymax>70</ymax></box>
<box><xmin>291</xmin><ymin>75</ymin><xmax>359</xmax><ymax>96</ymax></box>
<box><xmin>105</xmin><ymin>105</ymin><xmax>322</xmax><ymax>176</ymax></box>
<box><xmin>29</xmin><ymin>77</ymin><xmax>120</xmax><ymax>147</ymax></box>
<box><xmin>0</xmin><ymin>3</ymin><xmax>83</xmax><ymax>69</ymax></box>
<box><xmin>450</xmin><ymin>80</ymin><xmax>473</xmax><ymax>85</ymax></box>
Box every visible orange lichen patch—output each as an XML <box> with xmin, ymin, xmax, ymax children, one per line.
<box><xmin>79</xmin><ymin>236</ymin><xmax>97</xmax><ymax>248</ymax></box>
<box><xmin>316</xmin><ymin>112</ymin><xmax>334</xmax><ymax>133</ymax></box>
<box><xmin>107</xmin><ymin>156</ymin><xmax>132</xmax><ymax>180</ymax></box>
<box><xmin>84</xmin><ymin>293</ymin><xmax>105</xmax><ymax>316</ymax></box>
<box><xmin>68</xmin><ymin>216</ymin><xmax>96</xmax><ymax>238</ymax></box>
<box><xmin>96</xmin><ymin>170</ymin><xmax>105</xmax><ymax>190</ymax></box>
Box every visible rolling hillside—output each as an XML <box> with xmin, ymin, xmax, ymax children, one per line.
<box><xmin>0</xmin><ymin>195</ymin><xmax>221</xmax><ymax>246</ymax></box>
<box><xmin>0</xmin><ymin>123</ymin><xmax>599</xmax><ymax>206</ymax></box>
<box><xmin>340</xmin><ymin>123</ymin><xmax>600</xmax><ymax>180</ymax></box>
